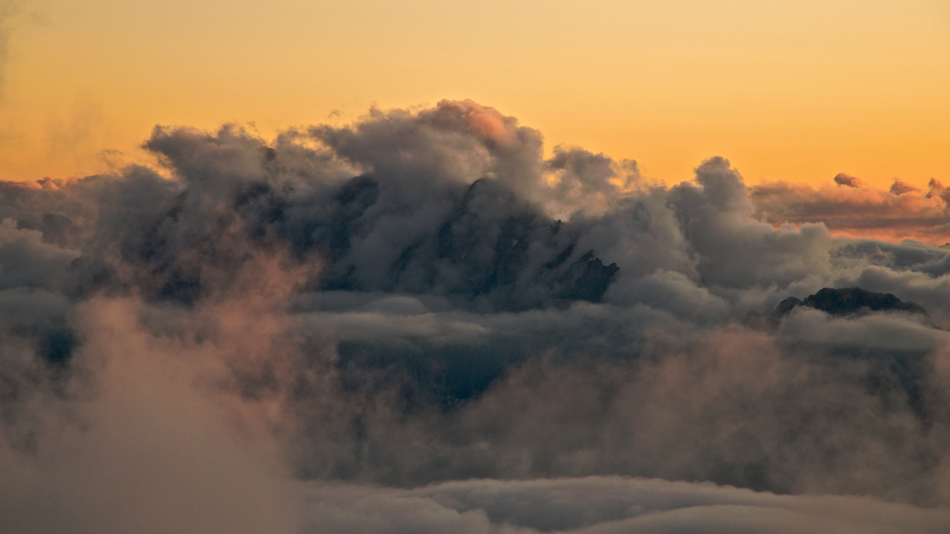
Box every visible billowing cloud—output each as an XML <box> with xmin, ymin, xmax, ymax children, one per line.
<box><xmin>1</xmin><ymin>100</ymin><xmax>949</xmax><ymax>532</ymax></box>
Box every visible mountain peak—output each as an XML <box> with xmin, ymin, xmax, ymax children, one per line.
<box><xmin>748</xmin><ymin>287</ymin><xmax>928</xmax><ymax>329</ymax></box>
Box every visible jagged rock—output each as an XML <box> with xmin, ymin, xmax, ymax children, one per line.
<box><xmin>748</xmin><ymin>287</ymin><xmax>928</xmax><ymax>329</ymax></box>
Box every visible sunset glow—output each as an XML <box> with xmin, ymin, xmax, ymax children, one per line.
<box><xmin>2</xmin><ymin>0</ymin><xmax>947</xmax><ymax>190</ymax></box>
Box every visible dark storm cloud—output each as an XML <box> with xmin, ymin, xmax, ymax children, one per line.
<box><xmin>1</xmin><ymin>100</ymin><xmax>950</xmax><ymax>532</ymax></box>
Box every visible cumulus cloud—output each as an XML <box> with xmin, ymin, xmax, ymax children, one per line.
<box><xmin>1</xmin><ymin>100</ymin><xmax>949</xmax><ymax>531</ymax></box>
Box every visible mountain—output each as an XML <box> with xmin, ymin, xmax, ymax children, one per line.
<box><xmin>748</xmin><ymin>287</ymin><xmax>928</xmax><ymax>329</ymax></box>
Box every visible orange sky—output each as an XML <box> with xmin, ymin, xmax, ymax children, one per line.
<box><xmin>1</xmin><ymin>0</ymin><xmax>948</xmax><ymax>188</ymax></box>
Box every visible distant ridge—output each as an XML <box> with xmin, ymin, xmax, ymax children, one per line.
<box><xmin>748</xmin><ymin>287</ymin><xmax>928</xmax><ymax>329</ymax></box>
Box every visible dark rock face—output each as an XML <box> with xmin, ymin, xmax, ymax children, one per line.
<box><xmin>119</xmin><ymin>173</ymin><xmax>620</xmax><ymax>311</ymax></box>
<box><xmin>777</xmin><ymin>287</ymin><xmax>927</xmax><ymax>318</ymax></box>
<box><xmin>747</xmin><ymin>287</ymin><xmax>929</xmax><ymax>330</ymax></box>
<box><xmin>748</xmin><ymin>287</ymin><xmax>933</xmax><ymax>426</ymax></box>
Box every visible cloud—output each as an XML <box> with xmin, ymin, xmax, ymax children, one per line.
<box><xmin>750</xmin><ymin>175</ymin><xmax>950</xmax><ymax>244</ymax></box>
<box><xmin>543</xmin><ymin>146</ymin><xmax>640</xmax><ymax>218</ymax></box>
<box><xmin>833</xmin><ymin>172</ymin><xmax>867</xmax><ymax>188</ymax></box>
<box><xmin>0</xmin><ymin>100</ymin><xmax>949</xmax><ymax>531</ymax></box>
<box><xmin>0</xmin><ymin>217</ymin><xmax>79</xmax><ymax>289</ymax></box>
<box><xmin>303</xmin><ymin>477</ymin><xmax>950</xmax><ymax>534</ymax></box>
<box><xmin>0</xmin><ymin>297</ymin><xmax>304</xmax><ymax>534</ymax></box>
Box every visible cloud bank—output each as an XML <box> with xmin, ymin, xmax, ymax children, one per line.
<box><xmin>1</xmin><ymin>100</ymin><xmax>949</xmax><ymax>532</ymax></box>
<box><xmin>304</xmin><ymin>477</ymin><xmax>950</xmax><ymax>534</ymax></box>
<box><xmin>751</xmin><ymin>174</ymin><xmax>950</xmax><ymax>244</ymax></box>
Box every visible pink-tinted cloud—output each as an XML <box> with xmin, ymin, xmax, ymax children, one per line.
<box><xmin>750</xmin><ymin>176</ymin><xmax>950</xmax><ymax>244</ymax></box>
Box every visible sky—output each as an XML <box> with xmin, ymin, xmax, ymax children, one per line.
<box><xmin>3</xmin><ymin>2</ymin><xmax>950</xmax><ymax>534</ymax></box>
<box><xmin>1</xmin><ymin>0</ymin><xmax>948</xmax><ymax>187</ymax></box>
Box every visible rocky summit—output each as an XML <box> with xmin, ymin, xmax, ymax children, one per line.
<box><xmin>748</xmin><ymin>287</ymin><xmax>929</xmax><ymax>329</ymax></box>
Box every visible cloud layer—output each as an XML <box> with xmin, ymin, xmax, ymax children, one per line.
<box><xmin>751</xmin><ymin>174</ymin><xmax>950</xmax><ymax>244</ymax></box>
<box><xmin>304</xmin><ymin>477</ymin><xmax>950</xmax><ymax>534</ymax></box>
<box><xmin>1</xmin><ymin>100</ymin><xmax>949</xmax><ymax>532</ymax></box>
